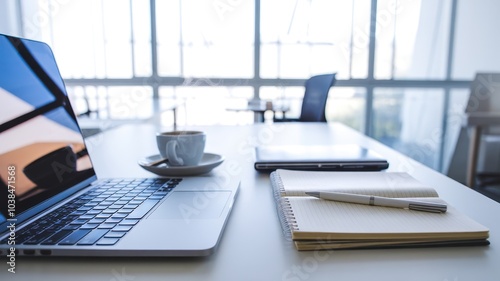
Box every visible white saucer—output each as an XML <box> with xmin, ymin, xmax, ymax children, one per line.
<box><xmin>138</xmin><ymin>153</ymin><xmax>224</xmax><ymax>176</ymax></box>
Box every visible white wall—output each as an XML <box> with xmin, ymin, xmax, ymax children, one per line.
<box><xmin>453</xmin><ymin>0</ymin><xmax>500</xmax><ymax>79</ymax></box>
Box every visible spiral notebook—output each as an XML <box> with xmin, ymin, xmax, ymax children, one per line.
<box><xmin>270</xmin><ymin>169</ymin><xmax>490</xmax><ymax>251</ymax></box>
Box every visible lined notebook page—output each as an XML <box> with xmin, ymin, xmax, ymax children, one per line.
<box><xmin>276</xmin><ymin>169</ymin><xmax>439</xmax><ymax>198</ymax></box>
<box><xmin>287</xmin><ymin>197</ymin><xmax>489</xmax><ymax>240</ymax></box>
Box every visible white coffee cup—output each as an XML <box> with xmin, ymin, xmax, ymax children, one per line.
<box><xmin>156</xmin><ymin>131</ymin><xmax>206</xmax><ymax>166</ymax></box>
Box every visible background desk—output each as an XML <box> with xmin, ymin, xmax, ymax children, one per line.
<box><xmin>226</xmin><ymin>101</ymin><xmax>290</xmax><ymax>123</ymax></box>
<box><xmin>4</xmin><ymin>123</ymin><xmax>500</xmax><ymax>281</ymax></box>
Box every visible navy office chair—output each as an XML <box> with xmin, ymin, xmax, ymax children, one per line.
<box><xmin>276</xmin><ymin>73</ymin><xmax>336</xmax><ymax>122</ymax></box>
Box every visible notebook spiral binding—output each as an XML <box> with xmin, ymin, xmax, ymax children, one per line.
<box><xmin>270</xmin><ymin>172</ymin><xmax>298</xmax><ymax>241</ymax></box>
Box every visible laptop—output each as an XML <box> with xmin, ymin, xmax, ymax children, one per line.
<box><xmin>254</xmin><ymin>144</ymin><xmax>389</xmax><ymax>172</ymax></box>
<box><xmin>0</xmin><ymin>34</ymin><xmax>239</xmax><ymax>257</ymax></box>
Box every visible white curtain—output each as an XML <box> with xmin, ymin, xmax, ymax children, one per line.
<box><xmin>0</xmin><ymin>0</ymin><xmax>21</xmax><ymax>36</ymax></box>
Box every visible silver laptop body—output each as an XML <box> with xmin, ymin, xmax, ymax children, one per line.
<box><xmin>0</xmin><ymin>33</ymin><xmax>239</xmax><ymax>257</ymax></box>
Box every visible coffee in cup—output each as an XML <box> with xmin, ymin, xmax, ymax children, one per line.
<box><xmin>156</xmin><ymin>131</ymin><xmax>206</xmax><ymax>166</ymax></box>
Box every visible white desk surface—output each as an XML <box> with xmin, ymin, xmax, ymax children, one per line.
<box><xmin>4</xmin><ymin>122</ymin><xmax>500</xmax><ymax>281</ymax></box>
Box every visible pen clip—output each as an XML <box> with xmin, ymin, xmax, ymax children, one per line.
<box><xmin>408</xmin><ymin>203</ymin><xmax>447</xmax><ymax>213</ymax></box>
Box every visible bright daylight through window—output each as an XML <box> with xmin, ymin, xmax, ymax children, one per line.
<box><xmin>4</xmin><ymin>0</ymin><xmax>500</xmax><ymax>174</ymax></box>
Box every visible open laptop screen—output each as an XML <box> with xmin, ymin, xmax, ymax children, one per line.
<box><xmin>0</xmin><ymin>34</ymin><xmax>96</xmax><ymax>223</ymax></box>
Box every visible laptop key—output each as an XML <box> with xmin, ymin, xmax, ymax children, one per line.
<box><xmin>126</xmin><ymin>199</ymin><xmax>161</xmax><ymax>219</ymax></box>
<box><xmin>70</xmin><ymin>219</ymin><xmax>88</xmax><ymax>225</ymax></box>
<box><xmin>111</xmin><ymin>213</ymin><xmax>127</xmax><ymax>219</ymax></box>
<box><xmin>96</xmin><ymin>213</ymin><xmax>112</xmax><ymax>219</ymax></box>
<box><xmin>24</xmin><ymin>230</ymin><xmax>56</xmax><ymax>245</ymax></box>
<box><xmin>104</xmin><ymin>231</ymin><xmax>126</xmax><ymax>238</ymax></box>
<box><xmin>81</xmin><ymin>223</ymin><xmax>100</xmax><ymax>229</ymax></box>
<box><xmin>112</xmin><ymin>225</ymin><xmax>133</xmax><ymax>232</ymax></box>
<box><xmin>97</xmin><ymin>223</ymin><xmax>117</xmax><ymax>229</ymax></box>
<box><xmin>77</xmin><ymin>229</ymin><xmax>109</xmax><ymax>246</ymax></box>
<box><xmin>96</xmin><ymin>238</ymin><xmax>120</xmax><ymax>246</ymax></box>
<box><xmin>59</xmin><ymin>229</ymin><xmax>92</xmax><ymax>245</ymax></box>
<box><xmin>120</xmin><ymin>219</ymin><xmax>139</xmax><ymax>226</ymax></box>
<box><xmin>41</xmin><ymin>229</ymin><xmax>74</xmax><ymax>245</ymax></box>
<box><xmin>16</xmin><ymin>231</ymin><xmax>34</xmax><ymax>244</ymax></box>
<box><xmin>122</xmin><ymin>204</ymin><xmax>139</xmax><ymax>209</ymax></box>
<box><xmin>79</xmin><ymin>214</ymin><xmax>96</xmax><ymax>220</ymax></box>
<box><xmin>88</xmin><ymin>218</ymin><xmax>106</xmax><ymax>224</ymax></box>
<box><xmin>105</xmin><ymin>218</ymin><xmax>122</xmax><ymax>224</ymax></box>
<box><xmin>62</xmin><ymin>225</ymin><xmax>80</xmax><ymax>231</ymax></box>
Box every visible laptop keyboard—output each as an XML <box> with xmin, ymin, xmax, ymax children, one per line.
<box><xmin>1</xmin><ymin>178</ymin><xmax>181</xmax><ymax>247</ymax></box>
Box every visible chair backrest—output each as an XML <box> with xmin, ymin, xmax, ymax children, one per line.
<box><xmin>299</xmin><ymin>74</ymin><xmax>336</xmax><ymax>122</ymax></box>
<box><xmin>466</xmin><ymin>73</ymin><xmax>500</xmax><ymax>134</ymax></box>
<box><xmin>446</xmin><ymin>73</ymin><xmax>500</xmax><ymax>184</ymax></box>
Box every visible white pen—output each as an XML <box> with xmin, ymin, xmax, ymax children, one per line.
<box><xmin>305</xmin><ymin>191</ymin><xmax>447</xmax><ymax>213</ymax></box>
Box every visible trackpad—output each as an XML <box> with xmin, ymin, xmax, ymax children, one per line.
<box><xmin>147</xmin><ymin>191</ymin><xmax>231</xmax><ymax>220</ymax></box>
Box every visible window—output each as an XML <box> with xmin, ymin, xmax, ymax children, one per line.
<box><xmin>373</xmin><ymin>88</ymin><xmax>445</xmax><ymax>170</ymax></box>
<box><xmin>260</xmin><ymin>0</ymin><xmax>371</xmax><ymax>79</ymax></box>
<box><xmin>374</xmin><ymin>0</ymin><xmax>452</xmax><ymax>80</ymax></box>
<box><xmin>4</xmin><ymin>0</ymin><xmax>500</xmax><ymax>174</ymax></box>
<box><xmin>156</xmin><ymin>0</ymin><xmax>254</xmax><ymax>78</ymax></box>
